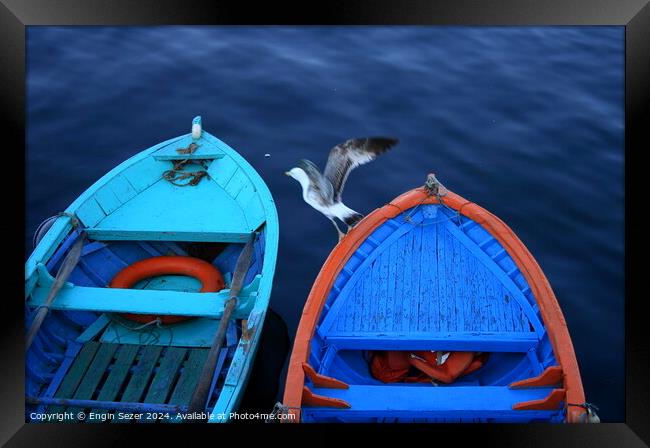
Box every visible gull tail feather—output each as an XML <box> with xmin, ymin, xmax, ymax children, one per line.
<box><xmin>331</xmin><ymin>202</ymin><xmax>364</xmax><ymax>228</ymax></box>
<box><xmin>344</xmin><ymin>212</ymin><xmax>364</xmax><ymax>227</ymax></box>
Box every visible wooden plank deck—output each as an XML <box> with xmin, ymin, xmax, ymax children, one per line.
<box><xmin>119</xmin><ymin>346</ymin><xmax>163</xmax><ymax>408</ymax></box>
<box><xmin>90</xmin><ymin>344</ymin><xmax>140</xmax><ymax>419</ymax></box>
<box><xmin>41</xmin><ymin>342</ymin><xmax>216</xmax><ymax>423</ymax></box>
<box><xmin>89</xmin><ymin>176</ymin><xmax>252</xmax><ymax>242</ymax></box>
<box><xmin>47</xmin><ymin>342</ymin><xmax>100</xmax><ymax>414</ymax></box>
<box><xmin>318</xmin><ymin>206</ymin><xmax>540</xmax><ymax>352</ymax></box>
<box><xmin>67</xmin><ymin>343</ymin><xmax>119</xmax><ymax>419</ymax></box>
<box><xmin>139</xmin><ymin>347</ymin><xmax>187</xmax><ymax>422</ymax></box>
<box><xmin>168</xmin><ymin>349</ymin><xmax>210</xmax><ymax>406</ymax></box>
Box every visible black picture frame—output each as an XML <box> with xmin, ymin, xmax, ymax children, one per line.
<box><xmin>2</xmin><ymin>0</ymin><xmax>648</xmax><ymax>445</ymax></box>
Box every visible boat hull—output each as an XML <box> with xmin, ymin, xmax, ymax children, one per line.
<box><xmin>284</xmin><ymin>186</ymin><xmax>586</xmax><ymax>423</ymax></box>
<box><xmin>25</xmin><ymin>129</ymin><xmax>278</xmax><ymax>423</ymax></box>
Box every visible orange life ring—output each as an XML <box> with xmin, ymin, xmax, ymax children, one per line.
<box><xmin>109</xmin><ymin>256</ymin><xmax>225</xmax><ymax>325</ymax></box>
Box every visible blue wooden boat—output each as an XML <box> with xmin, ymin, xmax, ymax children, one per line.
<box><xmin>25</xmin><ymin>117</ymin><xmax>278</xmax><ymax>423</ymax></box>
<box><xmin>284</xmin><ymin>179</ymin><xmax>592</xmax><ymax>423</ymax></box>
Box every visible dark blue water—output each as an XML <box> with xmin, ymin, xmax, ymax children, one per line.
<box><xmin>26</xmin><ymin>26</ymin><xmax>624</xmax><ymax>421</ymax></box>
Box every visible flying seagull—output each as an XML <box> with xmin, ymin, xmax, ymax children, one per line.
<box><xmin>285</xmin><ymin>137</ymin><xmax>398</xmax><ymax>241</ymax></box>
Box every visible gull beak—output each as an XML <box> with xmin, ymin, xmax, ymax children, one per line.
<box><xmin>284</xmin><ymin>171</ymin><xmax>290</xmax><ymax>176</ymax></box>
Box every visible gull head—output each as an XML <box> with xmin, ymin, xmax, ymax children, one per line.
<box><xmin>285</xmin><ymin>166</ymin><xmax>307</xmax><ymax>181</ymax></box>
<box><xmin>285</xmin><ymin>166</ymin><xmax>311</xmax><ymax>193</ymax></box>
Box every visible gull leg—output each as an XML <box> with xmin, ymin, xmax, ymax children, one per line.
<box><xmin>330</xmin><ymin>219</ymin><xmax>345</xmax><ymax>242</ymax></box>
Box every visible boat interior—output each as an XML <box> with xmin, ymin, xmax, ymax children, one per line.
<box><xmin>25</xmin><ymin>228</ymin><xmax>267</xmax><ymax>422</ymax></box>
<box><xmin>302</xmin><ymin>204</ymin><xmax>564</xmax><ymax>422</ymax></box>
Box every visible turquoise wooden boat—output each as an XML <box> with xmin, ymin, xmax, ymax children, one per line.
<box><xmin>25</xmin><ymin>117</ymin><xmax>278</xmax><ymax>423</ymax></box>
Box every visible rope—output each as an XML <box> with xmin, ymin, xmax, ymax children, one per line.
<box><xmin>162</xmin><ymin>159</ymin><xmax>209</xmax><ymax>186</ymax></box>
<box><xmin>57</xmin><ymin>212</ymin><xmax>81</xmax><ymax>229</ymax></box>
<box><xmin>33</xmin><ymin>212</ymin><xmax>83</xmax><ymax>248</ymax></box>
<box><xmin>403</xmin><ymin>174</ymin><xmax>462</xmax><ymax>226</ymax></box>
<box><xmin>106</xmin><ymin>315</ymin><xmax>175</xmax><ymax>346</ymax></box>
<box><xmin>568</xmin><ymin>402</ymin><xmax>599</xmax><ymax>413</ymax></box>
<box><xmin>419</xmin><ymin>215</ymin><xmax>459</xmax><ymax>227</ymax></box>
<box><xmin>162</xmin><ymin>143</ymin><xmax>210</xmax><ymax>186</ymax></box>
<box><xmin>568</xmin><ymin>402</ymin><xmax>600</xmax><ymax>423</ymax></box>
<box><xmin>164</xmin><ymin>323</ymin><xmax>175</xmax><ymax>347</ymax></box>
<box><xmin>402</xmin><ymin>193</ymin><xmax>431</xmax><ymax>223</ymax></box>
<box><xmin>266</xmin><ymin>402</ymin><xmax>301</xmax><ymax>423</ymax></box>
<box><xmin>111</xmin><ymin>315</ymin><xmax>162</xmax><ymax>331</ymax></box>
<box><xmin>177</xmin><ymin>142</ymin><xmax>199</xmax><ymax>155</ymax></box>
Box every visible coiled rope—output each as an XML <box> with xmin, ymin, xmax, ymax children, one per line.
<box><xmin>402</xmin><ymin>173</ymin><xmax>462</xmax><ymax>226</ymax></box>
<box><xmin>162</xmin><ymin>142</ymin><xmax>210</xmax><ymax>186</ymax></box>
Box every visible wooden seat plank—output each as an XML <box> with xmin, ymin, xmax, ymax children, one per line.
<box><xmin>28</xmin><ymin>272</ymin><xmax>261</xmax><ymax>320</ymax></box>
<box><xmin>115</xmin><ymin>345</ymin><xmax>162</xmax><ymax>422</ymax></box>
<box><xmin>67</xmin><ymin>343</ymin><xmax>119</xmax><ymax>418</ymax></box>
<box><xmin>324</xmin><ymin>331</ymin><xmax>538</xmax><ymax>352</ymax></box>
<box><xmin>89</xmin><ymin>344</ymin><xmax>140</xmax><ymax>420</ymax></box>
<box><xmin>168</xmin><ymin>349</ymin><xmax>210</xmax><ymax>406</ymax></box>
<box><xmin>47</xmin><ymin>341</ymin><xmax>100</xmax><ymax>414</ymax></box>
<box><xmin>139</xmin><ymin>348</ymin><xmax>187</xmax><ymax>422</ymax></box>
<box><xmin>304</xmin><ymin>385</ymin><xmax>559</xmax><ymax>421</ymax></box>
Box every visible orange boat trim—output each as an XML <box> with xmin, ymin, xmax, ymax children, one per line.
<box><xmin>302</xmin><ymin>386</ymin><xmax>351</xmax><ymax>409</ymax></box>
<box><xmin>513</xmin><ymin>388</ymin><xmax>567</xmax><ymax>411</ymax></box>
<box><xmin>509</xmin><ymin>365</ymin><xmax>564</xmax><ymax>389</ymax></box>
<box><xmin>302</xmin><ymin>363</ymin><xmax>349</xmax><ymax>389</ymax></box>
<box><xmin>283</xmin><ymin>186</ymin><xmax>586</xmax><ymax>422</ymax></box>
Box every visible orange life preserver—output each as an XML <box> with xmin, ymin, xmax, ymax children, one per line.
<box><xmin>369</xmin><ymin>350</ymin><xmax>413</xmax><ymax>383</ymax></box>
<box><xmin>109</xmin><ymin>255</ymin><xmax>225</xmax><ymax>325</ymax></box>
<box><xmin>369</xmin><ymin>351</ymin><xmax>488</xmax><ymax>384</ymax></box>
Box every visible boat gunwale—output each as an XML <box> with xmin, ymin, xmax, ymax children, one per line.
<box><xmin>283</xmin><ymin>186</ymin><xmax>586</xmax><ymax>423</ymax></box>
